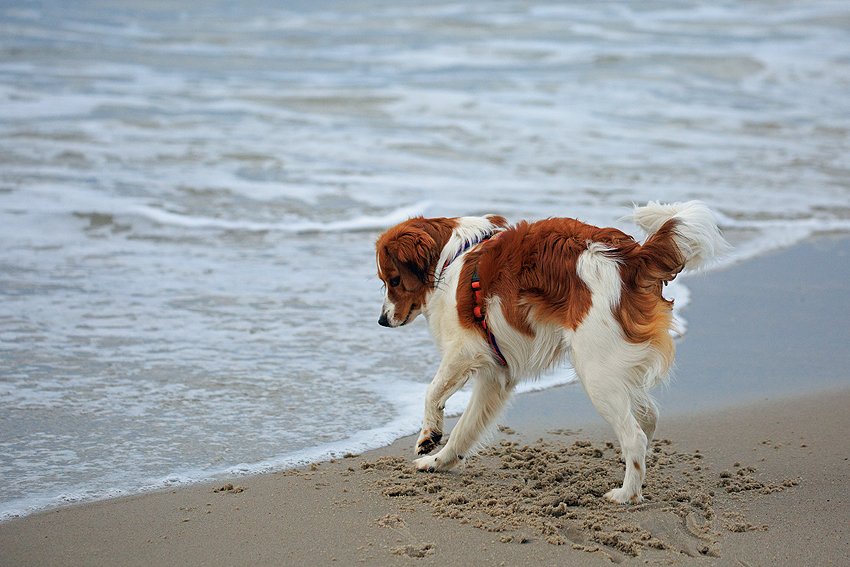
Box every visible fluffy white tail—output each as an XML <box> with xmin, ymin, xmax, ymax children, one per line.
<box><xmin>630</xmin><ymin>201</ymin><xmax>730</xmax><ymax>271</ymax></box>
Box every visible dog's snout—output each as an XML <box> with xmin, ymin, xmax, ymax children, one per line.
<box><xmin>378</xmin><ymin>313</ymin><xmax>391</xmax><ymax>327</ymax></box>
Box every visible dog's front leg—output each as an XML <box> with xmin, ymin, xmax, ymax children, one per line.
<box><xmin>415</xmin><ymin>370</ymin><xmax>513</xmax><ymax>472</ymax></box>
<box><xmin>416</xmin><ymin>355</ymin><xmax>475</xmax><ymax>456</ymax></box>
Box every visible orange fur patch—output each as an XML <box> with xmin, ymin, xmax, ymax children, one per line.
<box><xmin>455</xmin><ymin>217</ymin><xmax>684</xmax><ymax>371</ymax></box>
<box><xmin>458</xmin><ymin>218</ymin><xmax>633</xmax><ymax>336</ymax></box>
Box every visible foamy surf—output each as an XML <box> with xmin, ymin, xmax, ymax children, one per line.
<box><xmin>130</xmin><ymin>201</ymin><xmax>433</xmax><ymax>233</ymax></box>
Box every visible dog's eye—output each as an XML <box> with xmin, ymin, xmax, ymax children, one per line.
<box><xmin>389</xmin><ymin>276</ymin><xmax>401</xmax><ymax>287</ymax></box>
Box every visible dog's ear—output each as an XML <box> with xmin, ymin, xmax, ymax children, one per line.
<box><xmin>385</xmin><ymin>226</ymin><xmax>437</xmax><ymax>287</ymax></box>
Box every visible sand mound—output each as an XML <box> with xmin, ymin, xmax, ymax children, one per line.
<box><xmin>360</xmin><ymin>437</ymin><xmax>798</xmax><ymax>562</ymax></box>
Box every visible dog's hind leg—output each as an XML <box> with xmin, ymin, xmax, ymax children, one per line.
<box><xmin>633</xmin><ymin>395</ymin><xmax>659</xmax><ymax>452</ymax></box>
<box><xmin>571</xmin><ymin>347</ymin><xmax>651</xmax><ymax>504</ymax></box>
<box><xmin>571</xmin><ymin>241</ymin><xmax>657</xmax><ymax>503</ymax></box>
<box><xmin>415</xmin><ymin>369</ymin><xmax>512</xmax><ymax>472</ymax></box>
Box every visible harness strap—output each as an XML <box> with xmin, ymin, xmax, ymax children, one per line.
<box><xmin>471</xmin><ymin>266</ymin><xmax>508</xmax><ymax>367</ymax></box>
<box><xmin>438</xmin><ymin>233</ymin><xmax>492</xmax><ymax>282</ymax></box>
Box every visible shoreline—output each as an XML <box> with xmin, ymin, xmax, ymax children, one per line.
<box><xmin>1</xmin><ymin>235</ymin><xmax>848</xmax><ymax>565</ymax></box>
<box><xmin>2</xmin><ymin>387</ymin><xmax>846</xmax><ymax>566</ymax></box>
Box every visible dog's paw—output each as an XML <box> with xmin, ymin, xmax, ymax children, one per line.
<box><xmin>414</xmin><ymin>455</ymin><xmax>442</xmax><ymax>473</ymax></box>
<box><xmin>414</xmin><ymin>452</ymin><xmax>461</xmax><ymax>472</ymax></box>
<box><xmin>415</xmin><ymin>429</ymin><xmax>442</xmax><ymax>455</ymax></box>
<box><xmin>605</xmin><ymin>487</ymin><xmax>643</xmax><ymax>504</ymax></box>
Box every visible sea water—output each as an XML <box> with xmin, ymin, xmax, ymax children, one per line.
<box><xmin>1</xmin><ymin>0</ymin><xmax>849</xmax><ymax>521</ymax></box>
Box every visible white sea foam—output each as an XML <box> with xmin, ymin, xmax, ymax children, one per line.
<box><xmin>130</xmin><ymin>201</ymin><xmax>433</xmax><ymax>233</ymax></box>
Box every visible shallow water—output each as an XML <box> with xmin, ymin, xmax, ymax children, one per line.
<box><xmin>1</xmin><ymin>0</ymin><xmax>849</xmax><ymax>520</ymax></box>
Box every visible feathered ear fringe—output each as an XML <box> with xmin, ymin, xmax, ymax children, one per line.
<box><xmin>384</xmin><ymin>226</ymin><xmax>438</xmax><ymax>285</ymax></box>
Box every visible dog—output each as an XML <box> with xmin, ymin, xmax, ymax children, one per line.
<box><xmin>375</xmin><ymin>202</ymin><xmax>729</xmax><ymax>503</ymax></box>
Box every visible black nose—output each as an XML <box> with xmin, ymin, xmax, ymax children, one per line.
<box><xmin>378</xmin><ymin>313</ymin><xmax>391</xmax><ymax>327</ymax></box>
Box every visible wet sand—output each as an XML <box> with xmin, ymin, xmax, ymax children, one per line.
<box><xmin>1</xmin><ymin>236</ymin><xmax>848</xmax><ymax>566</ymax></box>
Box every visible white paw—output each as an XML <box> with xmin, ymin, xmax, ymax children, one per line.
<box><xmin>605</xmin><ymin>487</ymin><xmax>643</xmax><ymax>504</ymax></box>
<box><xmin>415</xmin><ymin>451</ymin><xmax>462</xmax><ymax>472</ymax></box>
<box><xmin>414</xmin><ymin>455</ymin><xmax>442</xmax><ymax>472</ymax></box>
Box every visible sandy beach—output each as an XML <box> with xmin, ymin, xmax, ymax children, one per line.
<box><xmin>1</xmin><ymin>236</ymin><xmax>848</xmax><ymax>566</ymax></box>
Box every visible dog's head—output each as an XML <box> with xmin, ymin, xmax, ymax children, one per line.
<box><xmin>375</xmin><ymin>217</ymin><xmax>455</xmax><ymax>327</ymax></box>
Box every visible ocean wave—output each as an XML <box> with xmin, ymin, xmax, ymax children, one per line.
<box><xmin>0</xmin><ymin>364</ymin><xmax>579</xmax><ymax>523</ymax></box>
<box><xmin>131</xmin><ymin>201</ymin><xmax>432</xmax><ymax>233</ymax></box>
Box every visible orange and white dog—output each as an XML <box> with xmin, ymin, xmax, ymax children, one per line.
<box><xmin>375</xmin><ymin>202</ymin><xmax>729</xmax><ymax>503</ymax></box>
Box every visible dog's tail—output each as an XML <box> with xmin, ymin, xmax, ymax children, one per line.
<box><xmin>627</xmin><ymin>201</ymin><xmax>730</xmax><ymax>288</ymax></box>
<box><xmin>612</xmin><ymin>202</ymin><xmax>729</xmax><ymax>383</ymax></box>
